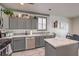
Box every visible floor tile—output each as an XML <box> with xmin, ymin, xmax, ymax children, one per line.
<box><xmin>12</xmin><ymin>47</ymin><xmax>79</xmax><ymax>56</ymax></box>
<box><xmin>12</xmin><ymin>47</ymin><xmax>45</xmax><ymax>56</ymax></box>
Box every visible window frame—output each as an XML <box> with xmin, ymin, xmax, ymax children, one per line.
<box><xmin>37</xmin><ymin>17</ymin><xmax>47</xmax><ymax>31</ymax></box>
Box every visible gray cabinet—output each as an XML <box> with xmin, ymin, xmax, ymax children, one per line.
<box><xmin>13</xmin><ymin>37</ymin><xmax>25</xmax><ymax>51</ymax></box>
<box><xmin>31</xmin><ymin>19</ymin><xmax>38</xmax><ymax>29</ymax></box>
<box><xmin>9</xmin><ymin>17</ymin><xmax>18</xmax><ymax>29</ymax></box>
<box><xmin>9</xmin><ymin>17</ymin><xmax>37</xmax><ymax>29</ymax></box>
<box><xmin>39</xmin><ymin>36</ymin><xmax>45</xmax><ymax>47</ymax></box>
<box><xmin>24</xmin><ymin>19</ymin><xmax>31</xmax><ymax>29</ymax></box>
<box><xmin>18</xmin><ymin>18</ymin><xmax>25</xmax><ymax>29</ymax></box>
<box><xmin>35</xmin><ymin>36</ymin><xmax>45</xmax><ymax>48</ymax></box>
<box><xmin>35</xmin><ymin>36</ymin><xmax>40</xmax><ymax>48</ymax></box>
<box><xmin>45</xmin><ymin>42</ymin><xmax>56</xmax><ymax>56</ymax></box>
<box><xmin>35</xmin><ymin>35</ymin><xmax>53</xmax><ymax>48</ymax></box>
<box><xmin>39</xmin><ymin>35</ymin><xmax>53</xmax><ymax>47</ymax></box>
<box><xmin>27</xmin><ymin>19</ymin><xmax>32</xmax><ymax>29</ymax></box>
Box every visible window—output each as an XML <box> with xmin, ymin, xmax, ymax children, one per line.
<box><xmin>38</xmin><ymin>17</ymin><xmax>47</xmax><ymax>30</ymax></box>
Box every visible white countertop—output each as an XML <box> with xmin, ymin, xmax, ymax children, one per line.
<box><xmin>44</xmin><ymin>37</ymin><xmax>79</xmax><ymax>48</ymax></box>
<box><xmin>12</xmin><ymin>34</ymin><xmax>53</xmax><ymax>38</ymax></box>
<box><xmin>0</xmin><ymin>36</ymin><xmax>14</xmax><ymax>40</ymax></box>
<box><xmin>0</xmin><ymin>34</ymin><xmax>53</xmax><ymax>39</ymax></box>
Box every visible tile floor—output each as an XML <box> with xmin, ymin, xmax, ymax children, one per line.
<box><xmin>12</xmin><ymin>47</ymin><xmax>45</xmax><ymax>56</ymax></box>
<box><xmin>12</xmin><ymin>47</ymin><xmax>79</xmax><ymax>56</ymax></box>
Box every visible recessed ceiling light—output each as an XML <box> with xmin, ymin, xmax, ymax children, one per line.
<box><xmin>20</xmin><ymin>3</ymin><xmax>24</xmax><ymax>5</ymax></box>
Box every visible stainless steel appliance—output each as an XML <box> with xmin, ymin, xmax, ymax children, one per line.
<box><xmin>0</xmin><ymin>39</ymin><xmax>12</xmax><ymax>56</ymax></box>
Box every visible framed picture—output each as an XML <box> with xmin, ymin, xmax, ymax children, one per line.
<box><xmin>53</xmin><ymin>20</ymin><xmax>58</xmax><ymax>28</ymax></box>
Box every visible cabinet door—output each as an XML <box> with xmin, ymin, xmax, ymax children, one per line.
<box><xmin>24</xmin><ymin>19</ymin><xmax>27</xmax><ymax>29</ymax></box>
<box><xmin>18</xmin><ymin>18</ymin><xmax>24</xmax><ymax>29</ymax></box>
<box><xmin>31</xmin><ymin>19</ymin><xmax>38</xmax><ymax>29</ymax></box>
<box><xmin>13</xmin><ymin>37</ymin><xmax>25</xmax><ymax>51</ymax></box>
<box><xmin>25</xmin><ymin>19</ymin><xmax>31</xmax><ymax>29</ymax></box>
<box><xmin>35</xmin><ymin>36</ymin><xmax>40</xmax><ymax>48</ymax></box>
<box><xmin>9</xmin><ymin>17</ymin><xmax>18</xmax><ymax>29</ymax></box>
<box><xmin>40</xmin><ymin>36</ymin><xmax>45</xmax><ymax>47</ymax></box>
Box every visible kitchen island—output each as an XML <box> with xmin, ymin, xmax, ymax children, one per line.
<box><xmin>44</xmin><ymin>37</ymin><xmax>79</xmax><ymax>56</ymax></box>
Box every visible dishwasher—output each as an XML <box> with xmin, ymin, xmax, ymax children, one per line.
<box><xmin>25</xmin><ymin>37</ymin><xmax>35</xmax><ymax>49</ymax></box>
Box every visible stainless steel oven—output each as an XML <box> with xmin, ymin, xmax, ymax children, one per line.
<box><xmin>0</xmin><ymin>44</ymin><xmax>12</xmax><ymax>56</ymax></box>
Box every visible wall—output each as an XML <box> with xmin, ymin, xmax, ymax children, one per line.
<box><xmin>2</xmin><ymin>12</ymin><xmax>9</xmax><ymax>29</ymax></box>
<box><xmin>0</xmin><ymin>5</ymin><xmax>9</xmax><ymax>29</ymax></box>
<box><xmin>47</xmin><ymin>12</ymin><xmax>72</xmax><ymax>38</ymax></box>
<box><xmin>72</xmin><ymin>18</ymin><xmax>79</xmax><ymax>35</ymax></box>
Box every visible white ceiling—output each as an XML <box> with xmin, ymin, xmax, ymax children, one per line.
<box><xmin>2</xmin><ymin>3</ymin><xmax>79</xmax><ymax>17</ymax></box>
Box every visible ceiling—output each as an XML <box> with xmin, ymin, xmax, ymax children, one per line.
<box><xmin>1</xmin><ymin>3</ymin><xmax>79</xmax><ymax>17</ymax></box>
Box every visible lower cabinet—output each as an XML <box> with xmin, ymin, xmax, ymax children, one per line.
<box><xmin>39</xmin><ymin>36</ymin><xmax>45</xmax><ymax>47</ymax></box>
<box><xmin>35</xmin><ymin>36</ymin><xmax>45</xmax><ymax>48</ymax></box>
<box><xmin>35</xmin><ymin>35</ymin><xmax>54</xmax><ymax>48</ymax></box>
<box><xmin>11</xmin><ymin>35</ymin><xmax>53</xmax><ymax>52</ymax></box>
<box><xmin>35</xmin><ymin>36</ymin><xmax>40</xmax><ymax>48</ymax></box>
<box><xmin>13</xmin><ymin>37</ymin><xmax>25</xmax><ymax>51</ymax></box>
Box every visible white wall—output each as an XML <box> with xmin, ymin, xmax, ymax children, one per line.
<box><xmin>47</xmin><ymin>13</ymin><xmax>72</xmax><ymax>38</ymax></box>
<box><xmin>72</xmin><ymin>18</ymin><xmax>79</xmax><ymax>35</ymax></box>
<box><xmin>0</xmin><ymin>5</ymin><xmax>9</xmax><ymax>29</ymax></box>
<box><xmin>2</xmin><ymin>12</ymin><xmax>9</xmax><ymax>29</ymax></box>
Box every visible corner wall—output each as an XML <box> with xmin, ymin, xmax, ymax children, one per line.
<box><xmin>0</xmin><ymin>5</ymin><xmax>9</xmax><ymax>29</ymax></box>
<box><xmin>47</xmin><ymin>14</ymin><xmax>72</xmax><ymax>38</ymax></box>
<box><xmin>72</xmin><ymin>18</ymin><xmax>79</xmax><ymax>35</ymax></box>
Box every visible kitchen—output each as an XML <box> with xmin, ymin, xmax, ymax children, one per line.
<box><xmin>0</xmin><ymin>3</ymin><xmax>79</xmax><ymax>56</ymax></box>
<box><xmin>0</xmin><ymin>3</ymin><xmax>55</xmax><ymax>56</ymax></box>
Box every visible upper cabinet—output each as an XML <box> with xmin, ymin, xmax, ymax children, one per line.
<box><xmin>18</xmin><ymin>18</ymin><xmax>25</xmax><ymax>29</ymax></box>
<box><xmin>9</xmin><ymin>17</ymin><xmax>18</xmax><ymax>29</ymax></box>
<box><xmin>0</xmin><ymin>8</ymin><xmax>47</xmax><ymax>29</ymax></box>
<box><xmin>31</xmin><ymin>19</ymin><xmax>38</xmax><ymax>29</ymax></box>
<box><xmin>9</xmin><ymin>17</ymin><xmax>38</xmax><ymax>29</ymax></box>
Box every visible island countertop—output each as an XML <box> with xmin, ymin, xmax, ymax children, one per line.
<box><xmin>44</xmin><ymin>37</ymin><xmax>79</xmax><ymax>48</ymax></box>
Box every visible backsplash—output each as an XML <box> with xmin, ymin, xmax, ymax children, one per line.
<box><xmin>0</xmin><ymin>29</ymin><xmax>50</xmax><ymax>37</ymax></box>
